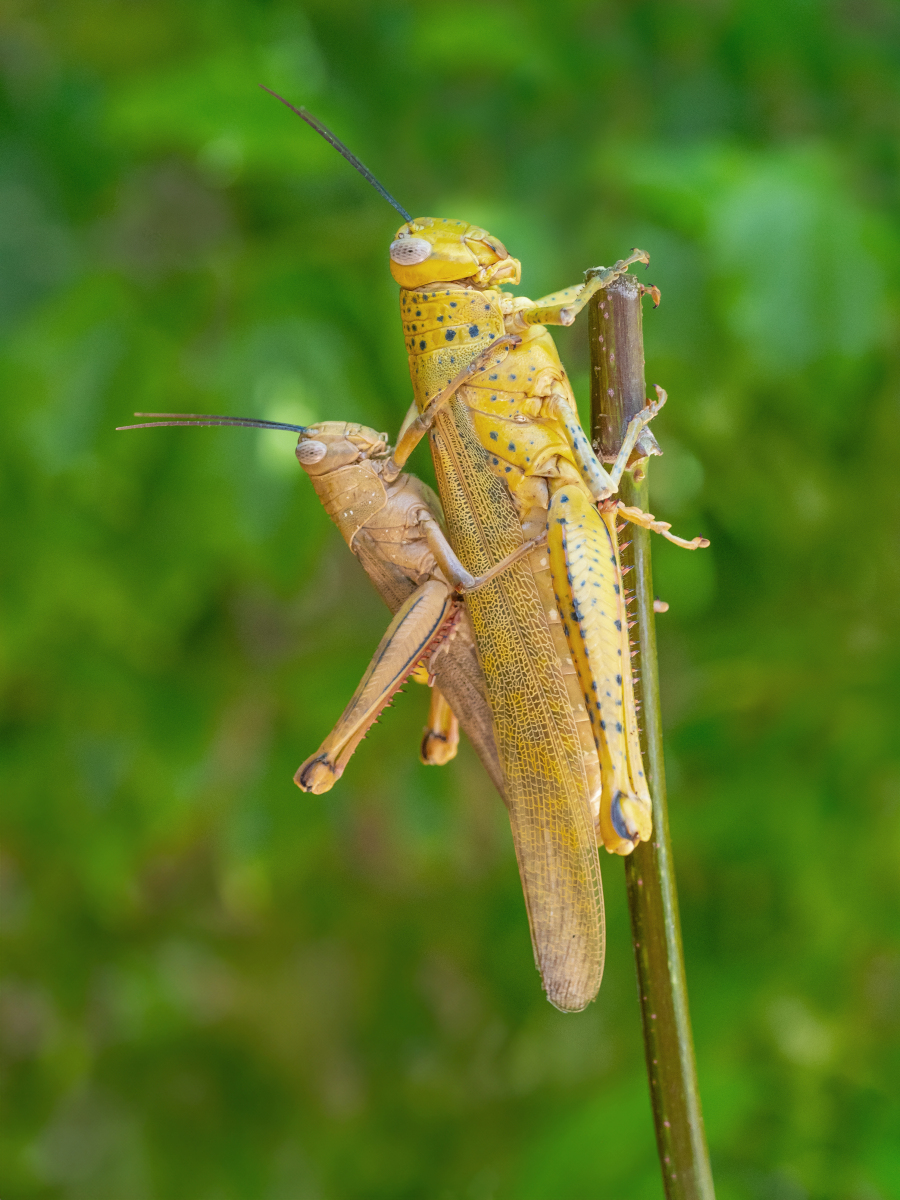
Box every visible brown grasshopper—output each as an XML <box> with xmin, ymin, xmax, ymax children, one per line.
<box><xmin>117</xmin><ymin>407</ymin><xmax>541</xmax><ymax>799</ymax></box>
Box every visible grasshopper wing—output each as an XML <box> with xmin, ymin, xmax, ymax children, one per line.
<box><xmin>430</xmin><ymin>399</ymin><xmax>605</xmax><ymax>1012</ymax></box>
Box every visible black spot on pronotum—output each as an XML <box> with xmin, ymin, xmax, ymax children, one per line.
<box><xmin>419</xmin><ymin>340</ymin><xmax>426</xmax><ymax>350</ymax></box>
<box><xmin>469</xmin><ymin>325</ymin><xmax>479</xmax><ymax>336</ymax></box>
<box><xmin>490</xmin><ymin>431</ymin><xmax>498</xmax><ymax>441</ymax></box>
<box><xmin>445</xmin><ymin>330</ymin><xmax>456</xmax><ymax>341</ymax></box>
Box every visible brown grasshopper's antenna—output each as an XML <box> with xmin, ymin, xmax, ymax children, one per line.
<box><xmin>117</xmin><ymin>413</ymin><xmax>309</xmax><ymax>432</ymax></box>
<box><xmin>260</xmin><ymin>86</ymin><xmax>413</xmax><ymax>224</ymax></box>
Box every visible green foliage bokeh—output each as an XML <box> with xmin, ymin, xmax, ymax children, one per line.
<box><xmin>2</xmin><ymin>2</ymin><xmax>899</xmax><ymax>1198</ymax></box>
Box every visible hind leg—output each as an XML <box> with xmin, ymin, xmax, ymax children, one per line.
<box><xmin>296</xmin><ymin>580</ymin><xmax>454</xmax><ymax>793</ymax></box>
<box><xmin>546</xmin><ymin>484</ymin><xmax>653</xmax><ymax>854</ymax></box>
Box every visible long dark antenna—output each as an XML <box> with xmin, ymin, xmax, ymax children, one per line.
<box><xmin>117</xmin><ymin>413</ymin><xmax>309</xmax><ymax>433</ymax></box>
<box><xmin>260</xmin><ymin>86</ymin><xmax>412</xmax><ymax>223</ymax></box>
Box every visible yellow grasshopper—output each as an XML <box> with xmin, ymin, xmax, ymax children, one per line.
<box><xmin>381</xmin><ymin>223</ymin><xmax>708</xmax><ymax>1010</ymax></box>
<box><xmin>117</xmin><ymin>409</ymin><xmax>541</xmax><ymax>801</ymax></box>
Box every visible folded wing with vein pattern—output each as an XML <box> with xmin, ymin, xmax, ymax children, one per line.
<box><xmin>429</xmin><ymin>397</ymin><xmax>605</xmax><ymax>1013</ymax></box>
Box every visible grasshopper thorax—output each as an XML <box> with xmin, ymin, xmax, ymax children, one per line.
<box><xmin>389</xmin><ymin>218</ymin><xmax>521</xmax><ymax>290</ymax></box>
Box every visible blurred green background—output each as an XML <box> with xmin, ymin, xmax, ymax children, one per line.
<box><xmin>2</xmin><ymin>1</ymin><xmax>899</xmax><ymax>1197</ymax></box>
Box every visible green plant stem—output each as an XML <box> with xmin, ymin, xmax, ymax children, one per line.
<box><xmin>589</xmin><ymin>272</ymin><xmax>715</xmax><ymax>1200</ymax></box>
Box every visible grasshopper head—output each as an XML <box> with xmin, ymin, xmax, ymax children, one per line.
<box><xmin>295</xmin><ymin>422</ymin><xmax>389</xmax><ymax>475</ymax></box>
<box><xmin>389</xmin><ymin>218</ymin><xmax>521</xmax><ymax>289</ymax></box>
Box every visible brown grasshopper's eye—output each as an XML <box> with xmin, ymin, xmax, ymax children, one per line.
<box><xmin>296</xmin><ymin>439</ymin><xmax>328</xmax><ymax>465</ymax></box>
<box><xmin>390</xmin><ymin>236</ymin><xmax>431</xmax><ymax>265</ymax></box>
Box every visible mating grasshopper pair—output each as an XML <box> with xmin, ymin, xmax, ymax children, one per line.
<box><xmin>121</xmin><ymin>93</ymin><xmax>708</xmax><ymax>1012</ymax></box>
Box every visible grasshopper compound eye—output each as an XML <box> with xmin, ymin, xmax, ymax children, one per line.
<box><xmin>296</xmin><ymin>439</ymin><xmax>328</xmax><ymax>465</ymax></box>
<box><xmin>390</xmin><ymin>237</ymin><xmax>431</xmax><ymax>265</ymax></box>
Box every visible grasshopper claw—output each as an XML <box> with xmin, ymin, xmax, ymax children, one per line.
<box><xmin>636</xmin><ymin>385</ymin><xmax>668</xmax><ymax>426</ymax></box>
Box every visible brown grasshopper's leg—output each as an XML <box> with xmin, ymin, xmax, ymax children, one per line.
<box><xmin>296</xmin><ymin>579</ymin><xmax>454</xmax><ymax>794</ymax></box>
<box><xmin>384</xmin><ymin>334</ymin><xmax>522</xmax><ymax>478</ymax></box>
<box><xmin>420</xmin><ymin>514</ymin><xmax>546</xmax><ymax>592</ymax></box>
<box><xmin>420</xmin><ymin>688</ymin><xmax>459</xmax><ymax>766</ymax></box>
<box><xmin>616</xmin><ymin>502</ymin><xmax>710</xmax><ymax>550</ymax></box>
